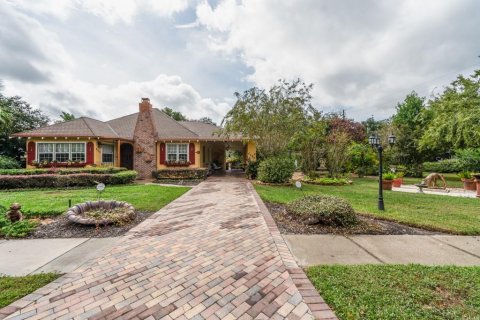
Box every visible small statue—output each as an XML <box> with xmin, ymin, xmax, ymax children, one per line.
<box><xmin>422</xmin><ymin>173</ymin><xmax>447</xmax><ymax>189</ymax></box>
<box><xmin>6</xmin><ymin>203</ymin><xmax>23</xmax><ymax>223</ymax></box>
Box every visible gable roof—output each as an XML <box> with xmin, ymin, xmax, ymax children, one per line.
<box><xmin>13</xmin><ymin>109</ymin><xmax>242</xmax><ymax>141</ymax></box>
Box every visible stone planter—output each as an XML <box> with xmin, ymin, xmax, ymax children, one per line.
<box><xmin>474</xmin><ymin>175</ymin><xmax>480</xmax><ymax>198</ymax></box>
<box><xmin>66</xmin><ymin>200</ymin><xmax>135</xmax><ymax>226</ymax></box>
<box><xmin>382</xmin><ymin>180</ymin><xmax>394</xmax><ymax>191</ymax></box>
<box><xmin>392</xmin><ymin>178</ymin><xmax>403</xmax><ymax>188</ymax></box>
<box><xmin>461</xmin><ymin>178</ymin><xmax>476</xmax><ymax>191</ymax></box>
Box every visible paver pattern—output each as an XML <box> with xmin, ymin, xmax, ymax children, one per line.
<box><xmin>0</xmin><ymin>178</ymin><xmax>336</xmax><ymax>320</ymax></box>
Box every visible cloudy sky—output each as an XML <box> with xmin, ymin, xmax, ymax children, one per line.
<box><xmin>1</xmin><ymin>0</ymin><xmax>479</xmax><ymax>123</ymax></box>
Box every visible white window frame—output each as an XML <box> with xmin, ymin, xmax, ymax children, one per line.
<box><xmin>101</xmin><ymin>144</ymin><xmax>114</xmax><ymax>164</ymax></box>
<box><xmin>36</xmin><ymin>142</ymin><xmax>86</xmax><ymax>162</ymax></box>
<box><xmin>166</xmin><ymin>143</ymin><xmax>189</xmax><ymax>162</ymax></box>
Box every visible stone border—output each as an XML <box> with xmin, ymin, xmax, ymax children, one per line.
<box><xmin>247</xmin><ymin>182</ymin><xmax>338</xmax><ymax>320</ymax></box>
<box><xmin>66</xmin><ymin>201</ymin><xmax>135</xmax><ymax>225</ymax></box>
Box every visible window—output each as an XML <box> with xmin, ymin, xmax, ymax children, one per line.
<box><xmin>102</xmin><ymin>144</ymin><xmax>114</xmax><ymax>163</ymax></box>
<box><xmin>166</xmin><ymin>143</ymin><xmax>189</xmax><ymax>162</ymax></box>
<box><xmin>37</xmin><ymin>142</ymin><xmax>86</xmax><ymax>162</ymax></box>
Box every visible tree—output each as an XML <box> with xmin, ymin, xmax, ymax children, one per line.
<box><xmin>325</xmin><ymin>131</ymin><xmax>351</xmax><ymax>178</ymax></box>
<box><xmin>197</xmin><ymin>117</ymin><xmax>216</xmax><ymax>126</ymax></box>
<box><xmin>0</xmin><ymin>95</ymin><xmax>50</xmax><ymax>162</ymax></box>
<box><xmin>347</xmin><ymin>142</ymin><xmax>377</xmax><ymax>177</ymax></box>
<box><xmin>57</xmin><ymin>111</ymin><xmax>75</xmax><ymax>122</ymax></box>
<box><xmin>161</xmin><ymin>107</ymin><xmax>187</xmax><ymax>121</ymax></box>
<box><xmin>222</xmin><ymin>79</ymin><xmax>313</xmax><ymax>158</ymax></box>
<box><xmin>419</xmin><ymin>69</ymin><xmax>480</xmax><ymax>152</ymax></box>
<box><xmin>290</xmin><ymin>118</ymin><xmax>327</xmax><ymax>173</ymax></box>
<box><xmin>325</xmin><ymin>113</ymin><xmax>366</xmax><ymax>142</ymax></box>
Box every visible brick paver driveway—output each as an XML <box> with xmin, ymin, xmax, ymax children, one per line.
<box><xmin>0</xmin><ymin>178</ymin><xmax>336</xmax><ymax>320</ymax></box>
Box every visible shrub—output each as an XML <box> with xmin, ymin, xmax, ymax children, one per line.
<box><xmin>458</xmin><ymin>172</ymin><xmax>473</xmax><ymax>179</ymax></box>
<box><xmin>286</xmin><ymin>194</ymin><xmax>357</xmax><ymax>227</ymax></box>
<box><xmin>304</xmin><ymin>177</ymin><xmax>350</xmax><ymax>186</ymax></box>
<box><xmin>0</xmin><ymin>171</ymin><xmax>137</xmax><ymax>190</ymax></box>
<box><xmin>0</xmin><ymin>220</ymin><xmax>37</xmax><ymax>238</ymax></box>
<box><xmin>456</xmin><ymin>148</ymin><xmax>480</xmax><ymax>172</ymax></box>
<box><xmin>245</xmin><ymin>160</ymin><xmax>259</xmax><ymax>179</ymax></box>
<box><xmin>257</xmin><ymin>157</ymin><xmax>295</xmax><ymax>183</ymax></box>
<box><xmin>423</xmin><ymin>159</ymin><xmax>462</xmax><ymax>173</ymax></box>
<box><xmin>0</xmin><ymin>156</ymin><xmax>20</xmax><ymax>169</ymax></box>
<box><xmin>383</xmin><ymin>172</ymin><xmax>396</xmax><ymax>180</ymax></box>
<box><xmin>0</xmin><ymin>167</ymin><xmax>127</xmax><ymax>176</ymax></box>
<box><xmin>152</xmin><ymin>168</ymin><xmax>207</xmax><ymax>180</ymax></box>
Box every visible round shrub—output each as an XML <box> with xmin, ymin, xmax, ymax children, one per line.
<box><xmin>286</xmin><ymin>194</ymin><xmax>357</xmax><ymax>227</ymax></box>
<box><xmin>0</xmin><ymin>156</ymin><xmax>20</xmax><ymax>169</ymax></box>
<box><xmin>257</xmin><ymin>157</ymin><xmax>295</xmax><ymax>183</ymax></box>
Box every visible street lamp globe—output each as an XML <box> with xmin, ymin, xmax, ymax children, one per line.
<box><xmin>368</xmin><ymin>135</ymin><xmax>378</xmax><ymax>146</ymax></box>
<box><xmin>388</xmin><ymin>134</ymin><xmax>396</xmax><ymax>146</ymax></box>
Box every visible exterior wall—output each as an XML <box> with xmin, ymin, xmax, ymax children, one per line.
<box><xmin>246</xmin><ymin>140</ymin><xmax>256</xmax><ymax>161</ymax></box>
<box><xmin>156</xmin><ymin>141</ymin><xmax>201</xmax><ymax>170</ymax></box>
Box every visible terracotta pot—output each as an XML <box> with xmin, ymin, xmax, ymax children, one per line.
<box><xmin>461</xmin><ymin>178</ymin><xmax>476</xmax><ymax>191</ymax></box>
<box><xmin>474</xmin><ymin>175</ymin><xmax>480</xmax><ymax>198</ymax></box>
<box><xmin>382</xmin><ymin>179</ymin><xmax>393</xmax><ymax>191</ymax></box>
<box><xmin>392</xmin><ymin>178</ymin><xmax>403</xmax><ymax>188</ymax></box>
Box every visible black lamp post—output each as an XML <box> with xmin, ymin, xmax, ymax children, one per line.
<box><xmin>369</xmin><ymin>133</ymin><xmax>396</xmax><ymax>211</ymax></box>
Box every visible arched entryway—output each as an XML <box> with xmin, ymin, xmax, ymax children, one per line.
<box><xmin>120</xmin><ymin>143</ymin><xmax>134</xmax><ymax>170</ymax></box>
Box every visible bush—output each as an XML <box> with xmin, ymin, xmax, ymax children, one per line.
<box><xmin>0</xmin><ymin>167</ymin><xmax>127</xmax><ymax>176</ymax></box>
<box><xmin>0</xmin><ymin>156</ymin><xmax>20</xmax><ymax>169</ymax></box>
<box><xmin>245</xmin><ymin>160</ymin><xmax>259</xmax><ymax>179</ymax></box>
<box><xmin>0</xmin><ymin>170</ymin><xmax>137</xmax><ymax>190</ymax></box>
<box><xmin>286</xmin><ymin>194</ymin><xmax>357</xmax><ymax>227</ymax></box>
<box><xmin>152</xmin><ymin>168</ymin><xmax>207</xmax><ymax>180</ymax></box>
<box><xmin>423</xmin><ymin>159</ymin><xmax>462</xmax><ymax>173</ymax></box>
<box><xmin>0</xmin><ymin>207</ymin><xmax>37</xmax><ymax>238</ymax></box>
<box><xmin>456</xmin><ymin>148</ymin><xmax>480</xmax><ymax>172</ymax></box>
<box><xmin>257</xmin><ymin>157</ymin><xmax>295</xmax><ymax>183</ymax></box>
<box><xmin>304</xmin><ymin>177</ymin><xmax>350</xmax><ymax>186</ymax></box>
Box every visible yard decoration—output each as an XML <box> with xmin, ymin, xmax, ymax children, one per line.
<box><xmin>458</xmin><ymin>172</ymin><xmax>476</xmax><ymax>191</ymax></box>
<box><xmin>474</xmin><ymin>174</ymin><xmax>480</xmax><ymax>198</ymax></box>
<box><xmin>422</xmin><ymin>173</ymin><xmax>447</xmax><ymax>189</ymax></box>
<box><xmin>6</xmin><ymin>203</ymin><xmax>23</xmax><ymax>223</ymax></box>
<box><xmin>381</xmin><ymin>172</ymin><xmax>395</xmax><ymax>191</ymax></box>
<box><xmin>66</xmin><ymin>201</ymin><xmax>135</xmax><ymax>226</ymax></box>
<box><xmin>392</xmin><ymin>172</ymin><xmax>404</xmax><ymax>188</ymax></box>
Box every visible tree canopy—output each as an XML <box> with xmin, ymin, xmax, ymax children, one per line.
<box><xmin>161</xmin><ymin>107</ymin><xmax>187</xmax><ymax>121</ymax></box>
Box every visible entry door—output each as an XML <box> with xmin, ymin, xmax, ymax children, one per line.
<box><xmin>120</xmin><ymin>143</ymin><xmax>134</xmax><ymax>170</ymax></box>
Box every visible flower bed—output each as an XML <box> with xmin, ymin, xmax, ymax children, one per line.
<box><xmin>0</xmin><ymin>171</ymin><xmax>137</xmax><ymax>190</ymax></box>
<box><xmin>66</xmin><ymin>201</ymin><xmax>135</xmax><ymax>226</ymax></box>
<box><xmin>303</xmin><ymin>177</ymin><xmax>352</xmax><ymax>186</ymax></box>
<box><xmin>0</xmin><ymin>167</ymin><xmax>127</xmax><ymax>176</ymax></box>
<box><xmin>153</xmin><ymin>168</ymin><xmax>207</xmax><ymax>180</ymax></box>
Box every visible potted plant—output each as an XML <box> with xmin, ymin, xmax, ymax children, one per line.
<box><xmin>382</xmin><ymin>172</ymin><xmax>396</xmax><ymax>190</ymax></box>
<box><xmin>392</xmin><ymin>172</ymin><xmax>404</xmax><ymax>188</ymax></box>
<box><xmin>458</xmin><ymin>172</ymin><xmax>476</xmax><ymax>191</ymax></box>
<box><xmin>474</xmin><ymin>174</ymin><xmax>480</xmax><ymax>198</ymax></box>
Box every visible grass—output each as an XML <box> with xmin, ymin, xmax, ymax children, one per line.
<box><xmin>254</xmin><ymin>177</ymin><xmax>480</xmax><ymax>234</ymax></box>
<box><xmin>306</xmin><ymin>264</ymin><xmax>480</xmax><ymax>320</ymax></box>
<box><xmin>0</xmin><ymin>273</ymin><xmax>60</xmax><ymax>308</ymax></box>
<box><xmin>0</xmin><ymin>184</ymin><xmax>190</xmax><ymax>217</ymax></box>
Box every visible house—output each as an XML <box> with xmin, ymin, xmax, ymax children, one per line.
<box><xmin>13</xmin><ymin>98</ymin><xmax>256</xmax><ymax>179</ymax></box>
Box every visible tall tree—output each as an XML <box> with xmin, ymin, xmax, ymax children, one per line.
<box><xmin>59</xmin><ymin>111</ymin><xmax>75</xmax><ymax>122</ymax></box>
<box><xmin>196</xmin><ymin>117</ymin><xmax>216</xmax><ymax>126</ymax></box>
<box><xmin>419</xmin><ymin>69</ymin><xmax>480</xmax><ymax>152</ymax></box>
<box><xmin>325</xmin><ymin>113</ymin><xmax>366</xmax><ymax>142</ymax></box>
<box><xmin>161</xmin><ymin>107</ymin><xmax>187</xmax><ymax>121</ymax></box>
<box><xmin>222</xmin><ymin>79</ymin><xmax>313</xmax><ymax>158</ymax></box>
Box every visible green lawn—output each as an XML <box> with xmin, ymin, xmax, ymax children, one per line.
<box><xmin>0</xmin><ymin>273</ymin><xmax>60</xmax><ymax>308</ymax></box>
<box><xmin>254</xmin><ymin>178</ymin><xmax>480</xmax><ymax>234</ymax></box>
<box><xmin>0</xmin><ymin>185</ymin><xmax>190</xmax><ymax>217</ymax></box>
<box><xmin>306</xmin><ymin>264</ymin><xmax>480</xmax><ymax>320</ymax></box>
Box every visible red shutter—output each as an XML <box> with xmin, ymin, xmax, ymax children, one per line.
<box><xmin>160</xmin><ymin>143</ymin><xmax>166</xmax><ymax>164</ymax></box>
<box><xmin>189</xmin><ymin>143</ymin><xmax>195</xmax><ymax>165</ymax></box>
<box><xmin>86</xmin><ymin>142</ymin><xmax>94</xmax><ymax>164</ymax></box>
<box><xmin>27</xmin><ymin>141</ymin><xmax>36</xmax><ymax>165</ymax></box>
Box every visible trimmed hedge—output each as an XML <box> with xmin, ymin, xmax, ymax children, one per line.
<box><xmin>257</xmin><ymin>157</ymin><xmax>295</xmax><ymax>184</ymax></box>
<box><xmin>0</xmin><ymin>171</ymin><xmax>137</xmax><ymax>190</ymax></box>
<box><xmin>0</xmin><ymin>156</ymin><xmax>20</xmax><ymax>169</ymax></box>
<box><xmin>423</xmin><ymin>159</ymin><xmax>462</xmax><ymax>173</ymax></box>
<box><xmin>0</xmin><ymin>167</ymin><xmax>127</xmax><ymax>176</ymax></box>
<box><xmin>153</xmin><ymin>168</ymin><xmax>208</xmax><ymax>180</ymax></box>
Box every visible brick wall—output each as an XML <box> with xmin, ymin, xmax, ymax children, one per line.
<box><xmin>133</xmin><ymin>98</ymin><xmax>157</xmax><ymax>179</ymax></box>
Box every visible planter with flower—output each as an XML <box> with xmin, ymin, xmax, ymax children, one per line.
<box><xmin>458</xmin><ymin>172</ymin><xmax>476</xmax><ymax>191</ymax></box>
<box><xmin>165</xmin><ymin>160</ymin><xmax>191</xmax><ymax>167</ymax></box>
<box><xmin>392</xmin><ymin>172</ymin><xmax>404</xmax><ymax>188</ymax></box>
<box><xmin>382</xmin><ymin>172</ymin><xmax>395</xmax><ymax>190</ymax></box>
<box><xmin>474</xmin><ymin>174</ymin><xmax>480</xmax><ymax>198</ymax></box>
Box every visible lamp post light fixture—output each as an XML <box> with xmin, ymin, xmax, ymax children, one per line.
<box><xmin>369</xmin><ymin>133</ymin><xmax>396</xmax><ymax>211</ymax></box>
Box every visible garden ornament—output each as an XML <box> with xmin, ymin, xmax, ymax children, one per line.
<box><xmin>422</xmin><ymin>173</ymin><xmax>447</xmax><ymax>189</ymax></box>
<box><xmin>6</xmin><ymin>203</ymin><xmax>23</xmax><ymax>223</ymax></box>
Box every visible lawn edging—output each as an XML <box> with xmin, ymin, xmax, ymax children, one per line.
<box><xmin>247</xmin><ymin>182</ymin><xmax>338</xmax><ymax>320</ymax></box>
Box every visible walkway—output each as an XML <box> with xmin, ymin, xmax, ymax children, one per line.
<box><xmin>285</xmin><ymin>235</ymin><xmax>480</xmax><ymax>266</ymax></box>
<box><xmin>0</xmin><ymin>180</ymin><xmax>336</xmax><ymax>320</ymax></box>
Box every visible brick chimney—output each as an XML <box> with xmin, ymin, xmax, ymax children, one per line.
<box><xmin>133</xmin><ymin>98</ymin><xmax>157</xmax><ymax>179</ymax></box>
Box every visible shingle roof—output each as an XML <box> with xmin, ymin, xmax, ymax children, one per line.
<box><xmin>13</xmin><ymin>109</ymin><xmax>243</xmax><ymax>141</ymax></box>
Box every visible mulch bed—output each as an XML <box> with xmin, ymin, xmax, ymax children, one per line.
<box><xmin>24</xmin><ymin>211</ymin><xmax>155</xmax><ymax>239</ymax></box>
<box><xmin>265</xmin><ymin>202</ymin><xmax>444</xmax><ymax>235</ymax></box>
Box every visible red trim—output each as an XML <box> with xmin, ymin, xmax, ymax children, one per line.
<box><xmin>27</xmin><ymin>141</ymin><xmax>36</xmax><ymax>165</ymax></box>
<box><xmin>160</xmin><ymin>143</ymin><xmax>166</xmax><ymax>165</ymax></box>
<box><xmin>86</xmin><ymin>142</ymin><xmax>94</xmax><ymax>164</ymax></box>
<box><xmin>189</xmin><ymin>143</ymin><xmax>195</xmax><ymax>165</ymax></box>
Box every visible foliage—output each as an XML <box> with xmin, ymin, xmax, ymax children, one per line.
<box><xmin>254</xmin><ymin>177</ymin><xmax>480</xmax><ymax>234</ymax></box>
<box><xmin>420</xmin><ymin>69</ymin><xmax>480</xmax><ymax>152</ymax></box>
<box><xmin>346</xmin><ymin>143</ymin><xmax>377</xmax><ymax>177</ymax></box>
<box><xmin>0</xmin><ymin>273</ymin><xmax>60</xmax><ymax>308</ymax></box>
<box><xmin>325</xmin><ymin>113</ymin><xmax>366</xmax><ymax>142</ymax></box>
<box><xmin>0</xmin><ymin>167</ymin><xmax>127</xmax><ymax>176</ymax></box>
<box><xmin>245</xmin><ymin>160</ymin><xmax>259</xmax><ymax>179</ymax></box>
<box><xmin>455</xmin><ymin>148</ymin><xmax>480</xmax><ymax>172</ymax></box>
<box><xmin>152</xmin><ymin>168</ymin><xmax>207</xmax><ymax>180</ymax></box>
<box><xmin>222</xmin><ymin>79</ymin><xmax>313</xmax><ymax>158</ymax></box>
<box><xmin>257</xmin><ymin>157</ymin><xmax>295</xmax><ymax>183</ymax></box>
<box><xmin>56</xmin><ymin>111</ymin><xmax>75</xmax><ymax>123</ymax></box>
<box><xmin>84</xmin><ymin>207</ymin><xmax>135</xmax><ymax>226</ymax></box>
<box><xmin>423</xmin><ymin>159</ymin><xmax>463</xmax><ymax>173</ymax></box>
<box><xmin>0</xmin><ymin>219</ymin><xmax>37</xmax><ymax>238</ymax></box>
<box><xmin>0</xmin><ymin>170</ymin><xmax>137</xmax><ymax>190</ymax></box>
<box><xmin>161</xmin><ymin>107</ymin><xmax>187</xmax><ymax>121</ymax></box>
<box><xmin>0</xmin><ymin>156</ymin><xmax>20</xmax><ymax>169</ymax></box>
<box><xmin>226</xmin><ymin>150</ymin><xmax>242</xmax><ymax>164</ymax></box>
<box><xmin>0</xmin><ymin>185</ymin><xmax>190</xmax><ymax>218</ymax></box>
<box><xmin>306</xmin><ymin>264</ymin><xmax>480</xmax><ymax>320</ymax></box>
<box><xmin>325</xmin><ymin>131</ymin><xmax>351</xmax><ymax>178</ymax></box>
<box><xmin>0</xmin><ymin>94</ymin><xmax>50</xmax><ymax>162</ymax></box>
<box><xmin>290</xmin><ymin>118</ymin><xmax>327</xmax><ymax>173</ymax></box>
<box><xmin>196</xmin><ymin>117</ymin><xmax>216</xmax><ymax>126</ymax></box>
<box><xmin>394</xmin><ymin>172</ymin><xmax>404</xmax><ymax>178</ymax></box>
<box><xmin>382</xmin><ymin>172</ymin><xmax>396</xmax><ymax>180</ymax></box>
<box><xmin>304</xmin><ymin>177</ymin><xmax>350</xmax><ymax>186</ymax></box>
<box><xmin>458</xmin><ymin>171</ymin><xmax>473</xmax><ymax>179</ymax></box>
<box><xmin>286</xmin><ymin>194</ymin><xmax>357</xmax><ymax>227</ymax></box>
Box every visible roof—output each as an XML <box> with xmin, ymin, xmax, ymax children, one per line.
<box><xmin>13</xmin><ymin>109</ymin><xmax>242</xmax><ymax>141</ymax></box>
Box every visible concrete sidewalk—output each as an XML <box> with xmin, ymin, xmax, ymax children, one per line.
<box><xmin>0</xmin><ymin>238</ymin><xmax>120</xmax><ymax>276</ymax></box>
<box><xmin>285</xmin><ymin>234</ymin><xmax>480</xmax><ymax>266</ymax></box>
